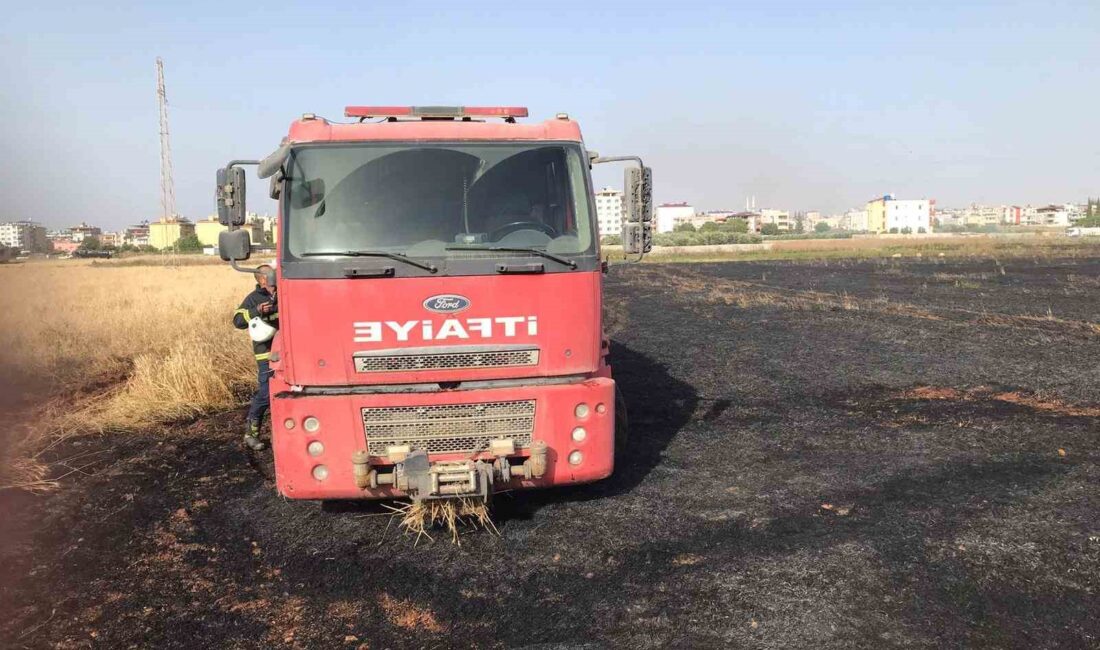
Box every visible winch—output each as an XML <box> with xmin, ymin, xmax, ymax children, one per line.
<box><xmin>351</xmin><ymin>441</ymin><xmax>547</xmax><ymax>501</ymax></box>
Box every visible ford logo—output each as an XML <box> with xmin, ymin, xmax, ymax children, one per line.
<box><xmin>423</xmin><ymin>294</ymin><xmax>471</xmax><ymax>314</ymax></box>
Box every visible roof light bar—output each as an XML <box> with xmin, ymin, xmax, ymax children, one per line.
<box><xmin>344</xmin><ymin>105</ymin><xmax>529</xmax><ymax>119</ymax></box>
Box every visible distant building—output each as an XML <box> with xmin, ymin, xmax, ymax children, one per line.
<box><xmin>245</xmin><ymin>219</ymin><xmax>267</xmax><ymax>247</ymax></box>
<box><xmin>680</xmin><ymin>210</ymin><xmax>741</xmax><ymax>228</ymax></box>
<box><xmin>593</xmin><ymin>187</ymin><xmax>624</xmax><ymax>238</ymax></box>
<box><xmin>0</xmin><ymin>220</ymin><xmax>49</xmax><ymax>253</ymax></box>
<box><xmin>804</xmin><ymin>211</ymin><xmax>841</xmax><ymax>231</ymax></box>
<box><xmin>100</xmin><ymin>232</ymin><xmax>121</xmax><ymax>248</ymax></box>
<box><xmin>69</xmin><ymin>222</ymin><xmax>102</xmax><ymax>242</ymax></box>
<box><xmin>758</xmin><ymin>208</ymin><xmax>793</xmax><ymax>231</ymax></box>
<box><xmin>1032</xmin><ymin>205</ymin><xmax>1070</xmax><ymax>226</ymax></box>
<box><xmin>1086</xmin><ymin>198</ymin><xmax>1099</xmax><ymax>220</ymax></box>
<box><xmin>728</xmin><ymin>212</ymin><xmax>762</xmax><ymax>232</ymax></box>
<box><xmin>123</xmin><ymin>222</ymin><xmax>151</xmax><ymax>247</ymax></box>
<box><xmin>845</xmin><ymin>209</ymin><xmax>869</xmax><ymax>231</ymax></box>
<box><xmin>962</xmin><ymin>205</ymin><xmax>1000</xmax><ymax>227</ymax></box>
<box><xmin>195</xmin><ymin>218</ymin><xmax>228</xmax><ymax>247</ymax></box>
<box><xmin>655</xmin><ymin>203</ymin><xmax>694</xmax><ymax>234</ymax></box>
<box><xmin>865</xmin><ymin>195</ymin><xmax>931</xmax><ymax>233</ymax></box>
<box><xmin>245</xmin><ymin>213</ymin><xmax>278</xmax><ymax>245</ymax></box>
<box><xmin>51</xmin><ymin>239</ymin><xmax>80</xmax><ymax>254</ymax></box>
<box><xmin>934</xmin><ymin>208</ymin><xmax>964</xmax><ymax>227</ymax></box>
<box><xmin>149</xmin><ymin>218</ymin><xmax>195</xmax><ymax>250</ymax></box>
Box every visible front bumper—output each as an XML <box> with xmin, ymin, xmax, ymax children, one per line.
<box><xmin>269</xmin><ymin>377</ymin><xmax>615</xmax><ymax>500</ymax></box>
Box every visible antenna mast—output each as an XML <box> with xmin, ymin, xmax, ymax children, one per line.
<box><xmin>155</xmin><ymin>57</ymin><xmax>176</xmax><ymax>221</ymax></box>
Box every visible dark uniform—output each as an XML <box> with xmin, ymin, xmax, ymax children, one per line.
<box><xmin>233</xmin><ymin>284</ymin><xmax>279</xmax><ymax>441</ymax></box>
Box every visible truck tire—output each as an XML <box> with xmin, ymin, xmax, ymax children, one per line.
<box><xmin>614</xmin><ymin>386</ymin><xmax>629</xmax><ymax>456</ymax></box>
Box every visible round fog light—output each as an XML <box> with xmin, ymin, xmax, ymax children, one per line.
<box><xmin>568</xmin><ymin>450</ymin><xmax>583</xmax><ymax>466</ymax></box>
<box><xmin>303</xmin><ymin>416</ymin><xmax>320</xmax><ymax>433</ymax></box>
<box><xmin>312</xmin><ymin>464</ymin><xmax>328</xmax><ymax>481</ymax></box>
<box><xmin>571</xmin><ymin>427</ymin><xmax>587</xmax><ymax>442</ymax></box>
<box><xmin>283</xmin><ymin>418</ymin><xmax>296</xmax><ymax>430</ymax></box>
<box><xmin>596</xmin><ymin>403</ymin><xmax>607</xmax><ymax>414</ymax></box>
<box><xmin>574</xmin><ymin>403</ymin><xmax>589</xmax><ymax>419</ymax></box>
<box><xmin>307</xmin><ymin>441</ymin><xmax>324</xmax><ymax>457</ymax></box>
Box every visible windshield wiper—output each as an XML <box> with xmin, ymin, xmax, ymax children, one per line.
<box><xmin>300</xmin><ymin>250</ymin><xmax>437</xmax><ymax>273</ymax></box>
<box><xmin>444</xmin><ymin>246</ymin><xmax>577</xmax><ymax>269</ymax></box>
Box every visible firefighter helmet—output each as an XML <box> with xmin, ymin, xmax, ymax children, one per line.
<box><xmin>248</xmin><ymin>316</ymin><xmax>276</xmax><ymax>343</ymax></box>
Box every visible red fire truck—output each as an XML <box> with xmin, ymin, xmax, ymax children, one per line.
<box><xmin>215</xmin><ymin>105</ymin><xmax>652</xmax><ymax>501</ymax></box>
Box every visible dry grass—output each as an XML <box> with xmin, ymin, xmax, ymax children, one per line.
<box><xmin>386</xmin><ymin>497</ymin><xmax>498</xmax><ymax>545</ymax></box>
<box><xmin>0</xmin><ymin>258</ymin><xmax>262</xmax><ymax>488</ymax></box>
<box><xmin>899</xmin><ymin>385</ymin><xmax>1100</xmax><ymax>417</ymax></box>
<box><xmin>378</xmin><ymin>592</ymin><xmax>444</xmax><ymax>632</ymax></box>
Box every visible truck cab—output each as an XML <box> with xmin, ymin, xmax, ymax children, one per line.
<box><xmin>216</xmin><ymin>106</ymin><xmax>652</xmax><ymax>501</ymax></box>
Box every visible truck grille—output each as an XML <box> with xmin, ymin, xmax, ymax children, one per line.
<box><xmin>363</xmin><ymin>399</ymin><xmax>536</xmax><ymax>456</ymax></box>
<box><xmin>353</xmin><ymin>348</ymin><xmax>539</xmax><ymax>373</ymax></box>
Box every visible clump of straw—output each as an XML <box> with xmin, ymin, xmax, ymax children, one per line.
<box><xmin>384</xmin><ymin>497</ymin><xmax>498</xmax><ymax>545</ymax></box>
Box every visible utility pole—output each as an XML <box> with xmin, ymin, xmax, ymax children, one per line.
<box><xmin>155</xmin><ymin>57</ymin><xmax>175</xmax><ymax>221</ymax></box>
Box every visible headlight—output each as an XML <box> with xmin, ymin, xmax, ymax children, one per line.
<box><xmin>283</xmin><ymin>418</ymin><xmax>296</xmax><ymax>430</ymax></box>
<box><xmin>574</xmin><ymin>403</ymin><xmax>589</xmax><ymax>419</ymax></box>
<box><xmin>311</xmin><ymin>465</ymin><xmax>328</xmax><ymax>481</ymax></box>
<box><xmin>571</xmin><ymin>427</ymin><xmax>587</xmax><ymax>442</ymax></box>
<box><xmin>307</xmin><ymin>441</ymin><xmax>324</xmax><ymax>457</ymax></box>
<box><xmin>303</xmin><ymin>416</ymin><xmax>320</xmax><ymax>433</ymax></box>
<box><xmin>568</xmin><ymin>451</ymin><xmax>583</xmax><ymax>466</ymax></box>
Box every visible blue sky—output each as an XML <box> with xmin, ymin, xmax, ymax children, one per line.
<box><xmin>1</xmin><ymin>0</ymin><xmax>1097</xmax><ymax>229</ymax></box>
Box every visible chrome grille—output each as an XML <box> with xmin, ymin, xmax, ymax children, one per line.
<box><xmin>363</xmin><ymin>399</ymin><xmax>536</xmax><ymax>456</ymax></box>
<box><xmin>354</xmin><ymin>348</ymin><xmax>539</xmax><ymax>373</ymax></box>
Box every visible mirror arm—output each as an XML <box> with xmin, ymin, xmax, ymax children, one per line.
<box><xmin>591</xmin><ymin>155</ymin><xmax>645</xmax><ymax>167</ymax></box>
<box><xmin>229</xmin><ymin>258</ymin><xmax>270</xmax><ymax>278</ymax></box>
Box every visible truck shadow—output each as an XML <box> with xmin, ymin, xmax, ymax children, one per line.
<box><xmin>493</xmin><ymin>340</ymin><xmax>698</xmax><ymax>520</ymax></box>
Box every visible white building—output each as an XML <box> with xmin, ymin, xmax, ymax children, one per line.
<box><xmin>758</xmin><ymin>208</ymin><xmax>793</xmax><ymax>231</ymax></box>
<box><xmin>655</xmin><ymin>203</ymin><xmax>694</xmax><ymax>234</ymax></box>
<box><xmin>962</xmin><ymin>205</ymin><xmax>1000</xmax><ymax>227</ymax></box>
<box><xmin>845</xmin><ymin>209</ymin><xmax>869</xmax><ymax>231</ymax></box>
<box><xmin>1032</xmin><ymin>205</ymin><xmax>1070</xmax><ymax>226</ymax></box>
<box><xmin>69</xmin><ymin>222</ymin><xmax>102</xmax><ymax>242</ymax></box>
<box><xmin>593</xmin><ymin>187</ymin><xmax>624</xmax><ymax>238</ymax></box>
<box><xmin>934</xmin><ymin>208</ymin><xmax>964</xmax><ymax>227</ymax></box>
<box><xmin>0</xmin><ymin>220</ymin><xmax>48</xmax><ymax>252</ymax></box>
<box><xmin>885</xmin><ymin>200</ymin><xmax>931</xmax><ymax>233</ymax></box>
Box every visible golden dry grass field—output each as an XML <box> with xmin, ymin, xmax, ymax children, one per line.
<box><xmin>0</xmin><ymin>256</ymin><xmax>263</xmax><ymax>489</ymax></box>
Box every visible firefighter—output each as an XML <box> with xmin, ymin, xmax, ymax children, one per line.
<box><xmin>233</xmin><ymin>264</ymin><xmax>279</xmax><ymax>450</ymax></box>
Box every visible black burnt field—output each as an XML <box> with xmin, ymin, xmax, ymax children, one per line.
<box><xmin>3</xmin><ymin>256</ymin><xmax>1099</xmax><ymax>649</ymax></box>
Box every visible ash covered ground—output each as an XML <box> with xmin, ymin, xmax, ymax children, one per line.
<box><xmin>2</xmin><ymin>256</ymin><xmax>1099</xmax><ymax>649</ymax></box>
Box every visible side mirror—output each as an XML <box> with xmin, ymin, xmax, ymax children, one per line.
<box><xmin>624</xmin><ymin>166</ymin><xmax>653</xmax><ymax>224</ymax></box>
<box><xmin>218</xmin><ymin>229</ymin><xmax>252</xmax><ymax>262</ymax></box>
<box><xmin>216</xmin><ymin>167</ymin><xmax>247</xmax><ymax>226</ymax></box>
<box><xmin>622</xmin><ymin>222</ymin><xmax>652</xmax><ymax>254</ymax></box>
<box><xmin>268</xmin><ymin>168</ymin><xmax>284</xmax><ymax>200</ymax></box>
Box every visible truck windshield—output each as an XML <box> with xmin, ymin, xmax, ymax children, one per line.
<box><xmin>284</xmin><ymin>143</ymin><xmax>595</xmax><ymax>262</ymax></box>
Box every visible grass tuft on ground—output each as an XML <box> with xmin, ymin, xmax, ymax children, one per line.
<box><xmin>387</xmin><ymin>497</ymin><xmax>499</xmax><ymax>545</ymax></box>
